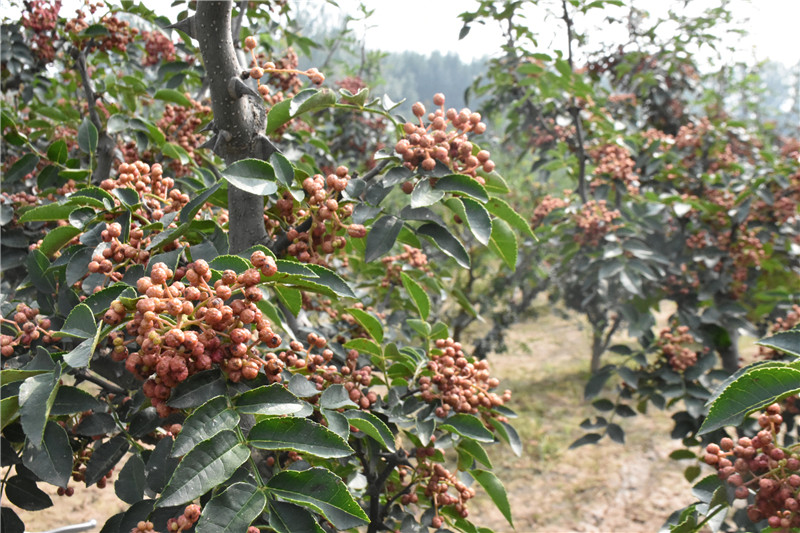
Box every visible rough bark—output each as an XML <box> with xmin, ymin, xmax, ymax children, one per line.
<box><xmin>194</xmin><ymin>1</ymin><xmax>272</xmax><ymax>253</ymax></box>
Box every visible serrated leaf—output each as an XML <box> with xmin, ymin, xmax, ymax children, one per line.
<box><xmin>0</xmin><ymin>369</ymin><xmax>49</xmax><ymax>386</ymax></box>
<box><xmin>157</xmin><ymin>431</ymin><xmax>250</xmax><ymax>507</ymax></box>
<box><xmin>269</xmin><ymin>501</ymin><xmax>325</xmax><ymax>533</ymax></box>
<box><xmin>62</xmin><ymin>334</ymin><xmax>100</xmax><ymax>369</ymax></box>
<box><xmin>289</xmin><ymin>88</ymin><xmax>336</xmax><ymax>117</ymax></box>
<box><xmin>434</xmin><ymin>174</ymin><xmax>489</xmax><ymax>202</ymax></box>
<box><xmin>457</xmin><ymin>438</ymin><xmax>492</xmax><ymax>468</ymax></box>
<box><xmin>266</xmin><ymin>467</ymin><xmax>369</xmax><ymax>530</ymax></box>
<box><xmin>46</xmin><ymin>140</ymin><xmax>68</xmax><ymax>165</ymax></box>
<box><xmin>486</xmin><ymin>197</ymin><xmax>536</xmax><ymax>240</ymax></box>
<box><xmin>5</xmin><ymin>476</ymin><xmax>53</xmax><ymax>510</ymax></box>
<box><xmin>221</xmin><ymin>159</ymin><xmax>277</xmax><ymax>196</ymax></box>
<box><xmin>85</xmin><ymin>435</ymin><xmax>129</xmax><ymax>486</ymax></box>
<box><xmin>58</xmin><ymin>303</ymin><xmax>98</xmax><ymax>338</ymax></box>
<box><xmin>270</xmin><ymin>152</ymin><xmax>295</xmax><ymax>187</ymax></box>
<box><xmin>22</xmin><ymin>421</ymin><xmax>72</xmax><ymax>487</ymax></box>
<box><xmin>440</xmin><ymin>414</ymin><xmax>493</xmax><ymax>443</ymax></box>
<box><xmin>196</xmin><ymin>482</ymin><xmax>266</xmax><ymax>533</ymax></box>
<box><xmin>470</xmin><ymin>470</ymin><xmax>513</xmax><ymax>527</ymax></box>
<box><xmin>172</xmin><ymin>397</ymin><xmax>239</xmax><ymax>457</ymax></box>
<box><xmin>462</xmin><ymin>197</ymin><xmax>492</xmax><ymax>245</ymax></box>
<box><xmin>400</xmin><ymin>272</ymin><xmax>430</xmax><ymax>320</ymax></box>
<box><xmin>488</xmin><ymin>218</ymin><xmax>517</xmax><ymax>270</ymax></box>
<box><xmin>699</xmin><ymin>367</ymin><xmax>800</xmax><ymax>435</ymax></box>
<box><xmin>18</xmin><ymin>202</ymin><xmax>76</xmax><ymax>223</ymax></box>
<box><xmin>233</xmin><ymin>383</ymin><xmax>304</xmax><ymax>416</ymax></box>
<box><xmin>343</xmin><ymin>410</ymin><xmax>395</xmax><ymax>452</ymax></box>
<box><xmin>319</xmin><ymin>384</ymin><xmax>357</xmax><ymax>410</ymax></box>
<box><xmin>249</xmin><ymin>417</ymin><xmax>354</xmax><ymax>458</ymax></box>
<box><xmin>265</xmin><ymin>99</ymin><xmax>292</xmax><ymax>135</ymax></box>
<box><xmin>303</xmin><ymin>263</ymin><xmax>356</xmax><ymax>298</ymax></box>
<box><xmin>757</xmin><ymin>330</ymin><xmax>800</xmax><ymax>358</ymax></box>
<box><xmin>167</xmin><ymin>369</ymin><xmax>227</xmax><ymax>408</ymax></box>
<box><xmin>19</xmin><ymin>370</ymin><xmax>60</xmax><ymax>447</ymax></box>
<box><xmin>365</xmin><ymin>215</ymin><xmax>403</xmax><ymax>262</ymax></box>
<box><xmin>488</xmin><ymin>418</ymin><xmax>522</xmax><ymax>456</ymax></box>
<box><xmin>343</xmin><ymin>338</ymin><xmax>382</xmax><ymax>357</ymax></box>
<box><xmin>154</xmin><ymin>88</ymin><xmax>192</xmax><ymax>107</ymax></box>
<box><xmin>345</xmin><ymin>308</ymin><xmax>383</xmax><ymax>343</ymax></box>
<box><xmin>115</xmin><ymin>454</ymin><xmax>146</xmax><ymax>504</ymax></box>
<box><xmin>417</xmin><ymin>222</ymin><xmax>470</xmax><ymax>268</ymax></box>
<box><xmin>411</xmin><ymin>179</ymin><xmax>445</xmax><ymax>208</ymax></box>
<box><xmin>78</xmin><ymin>116</ymin><xmax>98</xmax><ymax>154</ymax></box>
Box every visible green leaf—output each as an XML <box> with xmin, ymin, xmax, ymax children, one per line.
<box><xmin>221</xmin><ymin>159</ymin><xmax>277</xmax><ymax>196</ymax></box>
<box><xmin>411</xmin><ymin>179</ymin><xmax>445</xmax><ymax>208</ymax></box>
<box><xmin>488</xmin><ymin>418</ymin><xmax>522</xmax><ymax>456</ymax></box>
<box><xmin>270</xmin><ymin>152</ymin><xmax>295</xmax><ymax>187</ymax></box>
<box><xmin>58</xmin><ymin>303</ymin><xmax>98</xmax><ymax>338</ymax></box>
<box><xmin>470</xmin><ymin>470</ymin><xmax>513</xmax><ymax>527</ymax></box>
<box><xmin>6</xmin><ymin>153</ymin><xmax>39</xmax><ymax>184</ymax></box>
<box><xmin>1</xmin><ymin>396</ymin><xmax>20</xmax><ymax>430</ymax></box>
<box><xmin>39</xmin><ymin>226</ymin><xmax>81</xmax><ymax>258</ymax></box>
<box><xmin>757</xmin><ymin>331</ymin><xmax>800</xmax><ymax>358</ymax></box>
<box><xmin>417</xmin><ymin>223</ymin><xmax>470</xmax><ymax>268</ymax></box>
<box><xmin>19</xmin><ymin>202</ymin><xmax>77</xmax><ymax>223</ymax></box>
<box><xmin>343</xmin><ymin>338</ymin><xmax>382</xmax><ymax>357</ymax></box>
<box><xmin>319</xmin><ymin>384</ymin><xmax>357</xmax><ymax>410</ymax></box>
<box><xmin>209</xmin><ymin>254</ymin><xmax>250</xmax><ymax>273</ymax></box>
<box><xmin>83</xmin><ymin>284</ymin><xmax>135</xmax><ymax>316</ymax></box>
<box><xmin>78</xmin><ymin>117</ymin><xmax>98</xmax><ymax>154</ymax></box>
<box><xmin>461</xmin><ymin>198</ymin><xmax>492</xmax><ymax>246</ymax></box>
<box><xmin>0</xmin><ymin>369</ymin><xmax>49</xmax><ymax>386</ymax></box>
<box><xmin>266</xmin><ymin>468</ymin><xmax>369</xmax><ymax>530</ymax></box>
<box><xmin>457</xmin><ymin>438</ymin><xmax>492</xmax><ymax>468</ymax></box>
<box><xmin>115</xmin><ymin>454</ymin><xmax>146</xmax><ymax>504</ymax></box>
<box><xmin>289</xmin><ymin>88</ymin><xmax>336</xmax><ymax>117</ymax></box>
<box><xmin>275</xmin><ymin>285</ymin><xmax>302</xmax><ymax>316</ymax></box>
<box><xmin>196</xmin><ymin>482</ymin><xmax>266</xmax><ymax>533</ymax></box>
<box><xmin>249</xmin><ymin>417</ymin><xmax>354</xmax><ymax>458</ymax></box>
<box><xmin>400</xmin><ymin>272</ymin><xmax>430</xmax><ymax>320</ymax></box>
<box><xmin>488</xmin><ymin>218</ymin><xmax>517</xmax><ymax>270</ymax></box>
<box><xmin>62</xmin><ymin>334</ymin><xmax>100</xmax><ymax>368</ymax></box>
<box><xmin>180</xmin><ymin>181</ymin><xmax>221</xmax><ymax>224</ymax></box>
<box><xmin>303</xmin><ymin>263</ymin><xmax>356</xmax><ymax>298</ymax></box>
<box><xmin>157</xmin><ymin>430</ymin><xmax>250</xmax><ymax>507</ymax></box>
<box><xmin>440</xmin><ymin>414</ymin><xmax>494</xmax><ymax>443</ymax></box>
<box><xmin>19</xmin><ymin>370</ymin><xmax>60</xmax><ymax>447</ymax></box>
<box><xmin>434</xmin><ymin>174</ymin><xmax>489</xmax><ymax>202</ymax></box>
<box><xmin>167</xmin><ymin>370</ymin><xmax>227</xmax><ymax>408</ymax></box>
<box><xmin>365</xmin><ymin>215</ymin><xmax>403</xmax><ymax>262</ymax></box>
<box><xmin>233</xmin><ymin>383</ymin><xmax>304</xmax><ymax>416</ymax></box>
<box><xmin>22</xmin><ymin>421</ymin><xmax>73</xmax><ymax>487</ymax></box>
<box><xmin>154</xmin><ymin>88</ymin><xmax>192</xmax><ymax>107</ymax></box>
<box><xmin>345</xmin><ymin>308</ymin><xmax>384</xmax><ymax>343</ymax></box>
<box><xmin>27</xmin><ymin>248</ymin><xmax>56</xmax><ymax>293</ymax></box>
<box><xmin>699</xmin><ymin>367</ymin><xmax>800</xmax><ymax>435</ymax></box>
<box><xmin>51</xmin><ymin>386</ymin><xmax>104</xmax><ymax>415</ymax></box>
<box><xmin>172</xmin><ymin>396</ymin><xmax>240</xmax><ymax>457</ymax></box>
<box><xmin>265</xmin><ymin>99</ymin><xmax>292</xmax><ymax>135</ymax></box>
<box><xmin>343</xmin><ymin>410</ymin><xmax>396</xmax><ymax>451</ymax></box>
<box><xmin>162</xmin><ymin>143</ymin><xmax>192</xmax><ymax>165</ymax></box>
<box><xmin>47</xmin><ymin>139</ymin><xmax>68</xmax><ymax>165</ymax></box>
<box><xmin>5</xmin><ymin>476</ymin><xmax>53</xmax><ymax>511</ymax></box>
<box><xmin>85</xmin><ymin>435</ymin><xmax>129</xmax><ymax>485</ymax></box>
<box><xmin>486</xmin><ymin>197</ymin><xmax>536</xmax><ymax>240</ymax></box>
<box><xmin>269</xmin><ymin>501</ymin><xmax>325</xmax><ymax>533</ymax></box>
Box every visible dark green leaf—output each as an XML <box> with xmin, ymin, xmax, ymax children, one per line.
<box><xmin>46</xmin><ymin>140</ymin><xmax>68</xmax><ymax>165</ymax></box>
<box><xmin>365</xmin><ymin>215</ymin><xmax>403</xmax><ymax>262</ymax></box>
<box><xmin>303</xmin><ymin>263</ymin><xmax>356</xmax><ymax>298</ymax></box>
<box><xmin>0</xmin><ymin>508</ymin><xmax>24</xmax><ymax>533</ymax></box>
<box><xmin>470</xmin><ymin>470</ymin><xmax>513</xmax><ymax>527</ymax></box>
<box><xmin>270</xmin><ymin>152</ymin><xmax>295</xmax><ymax>187</ymax></box>
<box><xmin>265</xmin><ymin>98</ymin><xmax>292</xmax><ymax>135</ymax></box>
<box><xmin>757</xmin><ymin>331</ymin><xmax>800</xmax><ymax>358</ymax></box>
<box><xmin>19</xmin><ymin>370</ymin><xmax>60</xmax><ymax>446</ymax></box>
<box><xmin>115</xmin><ymin>454</ymin><xmax>146</xmax><ymax>504</ymax></box>
<box><xmin>27</xmin><ymin>248</ymin><xmax>56</xmax><ymax>293</ymax></box>
<box><xmin>266</xmin><ymin>467</ymin><xmax>369</xmax><ymax>530</ymax></box>
<box><xmin>74</xmin><ymin>413</ymin><xmax>116</xmax><ymax>436</ymax></box>
<box><xmin>343</xmin><ymin>410</ymin><xmax>395</xmax><ymax>451</ymax></box>
<box><xmin>172</xmin><ymin>396</ymin><xmax>239</xmax><ymax>457</ymax></box>
<box><xmin>417</xmin><ymin>223</ymin><xmax>470</xmax><ymax>268</ymax></box>
<box><xmin>699</xmin><ymin>367</ymin><xmax>800</xmax><ymax>435</ymax></box>
<box><xmin>319</xmin><ymin>384</ymin><xmax>357</xmax><ymax>410</ymax></box>
<box><xmin>486</xmin><ymin>197</ymin><xmax>536</xmax><ymax>239</ymax></box>
<box><xmin>154</xmin><ymin>88</ymin><xmax>192</xmax><ymax>107</ymax></box>
<box><xmin>39</xmin><ymin>226</ymin><xmax>81</xmax><ymax>258</ymax></box>
<box><xmin>607</xmin><ymin>423</ymin><xmax>625</xmax><ymax>444</ymax></box>
<box><xmin>434</xmin><ymin>174</ymin><xmax>488</xmax><ymax>202</ymax></box>
<box><xmin>78</xmin><ymin>117</ymin><xmax>98</xmax><ymax>154</ymax></box>
<box><xmin>58</xmin><ymin>303</ymin><xmax>98</xmax><ymax>338</ymax></box>
<box><xmin>145</xmin><ymin>436</ymin><xmax>178</xmax><ymax>494</ymax></box>
<box><xmin>167</xmin><ymin>369</ymin><xmax>227</xmax><ymax>408</ymax></box>
<box><xmin>584</xmin><ymin>367</ymin><xmax>613</xmax><ymax>400</ymax></box>
<box><xmin>269</xmin><ymin>501</ymin><xmax>324</xmax><ymax>533</ymax></box>
<box><xmin>62</xmin><ymin>335</ymin><xmax>100</xmax><ymax>369</ymax></box>
<box><xmin>461</xmin><ymin>198</ymin><xmax>492</xmax><ymax>245</ymax></box>
<box><xmin>400</xmin><ymin>272</ymin><xmax>430</xmax><ymax>320</ymax></box>
<box><xmin>343</xmin><ymin>338</ymin><xmax>382</xmax><ymax>357</ymax></box>
<box><xmin>5</xmin><ymin>476</ymin><xmax>53</xmax><ymax>510</ymax></box>
<box><xmin>287</xmin><ymin>374</ymin><xmax>320</xmax><ymax>398</ymax></box>
<box><xmin>180</xmin><ymin>181</ymin><xmax>221</xmax><ymax>224</ymax></box>
<box><xmin>221</xmin><ymin>159</ymin><xmax>277</xmax><ymax>196</ymax></box>
<box><xmin>411</xmin><ymin>179</ymin><xmax>445</xmax><ymax>208</ymax></box>
<box><xmin>85</xmin><ymin>435</ymin><xmax>129</xmax><ymax>485</ymax></box>
<box><xmin>157</xmin><ymin>430</ymin><xmax>250</xmax><ymax>507</ymax></box>
<box><xmin>22</xmin><ymin>421</ymin><xmax>72</xmax><ymax>487</ymax></box>
<box><xmin>0</xmin><ymin>369</ymin><xmax>49</xmax><ymax>386</ymax></box>
<box><xmin>439</xmin><ymin>414</ymin><xmax>493</xmax><ymax>443</ymax></box>
<box><xmin>233</xmin><ymin>383</ymin><xmax>304</xmax><ymax>416</ymax></box>
<box><xmin>249</xmin><ymin>417</ymin><xmax>353</xmax><ymax>458</ymax></box>
<box><xmin>345</xmin><ymin>308</ymin><xmax>383</xmax><ymax>343</ymax></box>
<box><xmin>569</xmin><ymin>433</ymin><xmax>602</xmax><ymax>448</ymax></box>
<box><xmin>209</xmin><ymin>254</ymin><xmax>250</xmax><ymax>273</ymax></box>
<box><xmin>113</xmin><ymin>187</ymin><xmax>141</xmax><ymax>208</ymax></box>
<box><xmin>196</xmin><ymin>482</ymin><xmax>266</xmax><ymax>533</ymax></box>
<box><xmin>457</xmin><ymin>438</ymin><xmax>492</xmax><ymax>468</ymax></box>
<box><xmin>18</xmin><ymin>202</ymin><xmax>76</xmax><ymax>223</ymax></box>
<box><xmin>488</xmin><ymin>418</ymin><xmax>522</xmax><ymax>456</ymax></box>
<box><xmin>6</xmin><ymin>154</ymin><xmax>39</xmax><ymax>184</ymax></box>
<box><xmin>1</xmin><ymin>397</ymin><xmax>19</xmax><ymax>430</ymax></box>
<box><xmin>488</xmin><ymin>218</ymin><xmax>517</xmax><ymax>270</ymax></box>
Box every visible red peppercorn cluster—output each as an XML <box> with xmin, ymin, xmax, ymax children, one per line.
<box><xmin>155</xmin><ymin>100</ymin><xmax>212</xmax><ymax>176</ymax></box>
<box><xmin>380</xmin><ymin>245</ymin><xmax>429</xmax><ymax>287</ymax></box>
<box><xmin>20</xmin><ymin>0</ymin><xmax>62</xmax><ymax>63</ymax></box>
<box><xmin>704</xmin><ymin>403</ymin><xmax>800</xmax><ymax>531</ymax></box>
<box><xmin>572</xmin><ymin>200</ymin><xmax>622</xmax><ymax>247</ymax></box>
<box><xmin>243</xmin><ymin>38</ymin><xmax>324</xmax><ymax>99</ymax></box>
<box><xmin>1</xmin><ymin>303</ymin><xmax>53</xmax><ymax>357</ymax></box>
<box><xmin>531</xmin><ymin>194</ymin><xmax>569</xmax><ymax>228</ymax></box>
<box><xmin>588</xmin><ymin>143</ymin><xmax>639</xmax><ymax>194</ymax></box>
<box><xmin>165</xmin><ymin>504</ymin><xmax>201</xmax><ymax>532</ymax></box>
<box><xmin>394</xmin><ymin>93</ymin><xmax>493</xmax><ymax>181</ymax></box>
<box><xmin>141</xmin><ymin>30</ymin><xmax>176</xmax><ymax>66</ymax></box>
<box><xmin>65</xmin><ymin>10</ymin><xmax>139</xmax><ymax>53</ymax></box>
<box><xmin>108</xmin><ymin>254</ymin><xmax>282</xmax><ymax>416</ymax></box>
<box><xmin>656</xmin><ymin>323</ymin><xmax>698</xmax><ymax>371</ymax></box>
<box><xmin>101</xmin><ymin>162</ymin><xmax>189</xmax><ymax>221</ymax></box>
<box><xmin>404</xmin><ymin>449</ymin><xmax>476</xmax><ymax>521</ymax></box>
<box><xmin>273</xmin><ymin>166</ymin><xmax>363</xmax><ymax>265</ymax></box>
<box><xmin>419</xmin><ymin>338</ymin><xmax>511</xmax><ymax>418</ymax></box>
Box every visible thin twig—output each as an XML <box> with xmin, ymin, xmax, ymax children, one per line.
<box><xmin>561</xmin><ymin>0</ymin><xmax>588</xmax><ymax>203</ymax></box>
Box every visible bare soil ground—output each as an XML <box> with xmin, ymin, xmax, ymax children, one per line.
<box><xmin>8</xmin><ymin>304</ymin><xmax>702</xmax><ymax>532</ymax></box>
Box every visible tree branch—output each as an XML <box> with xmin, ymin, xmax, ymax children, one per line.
<box><xmin>561</xmin><ymin>0</ymin><xmax>588</xmax><ymax>204</ymax></box>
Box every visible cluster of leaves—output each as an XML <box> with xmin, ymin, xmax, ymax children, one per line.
<box><xmin>0</xmin><ymin>1</ymin><xmax>528</xmax><ymax>532</ymax></box>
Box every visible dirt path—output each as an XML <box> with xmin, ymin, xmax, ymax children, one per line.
<box><xmin>7</xmin><ymin>306</ymin><xmax>702</xmax><ymax>532</ymax></box>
